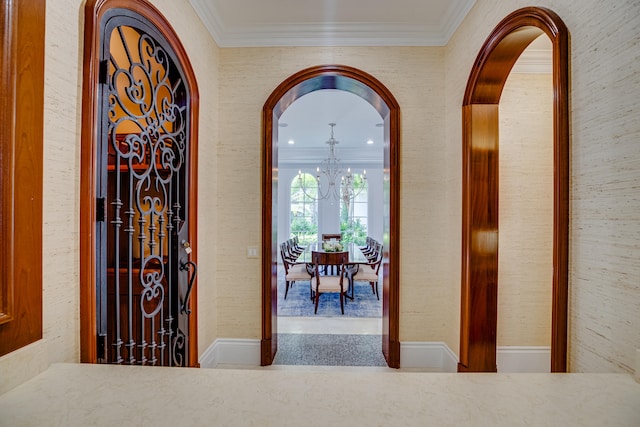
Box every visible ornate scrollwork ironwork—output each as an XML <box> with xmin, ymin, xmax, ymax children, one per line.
<box><xmin>104</xmin><ymin>22</ymin><xmax>190</xmax><ymax>367</ymax></box>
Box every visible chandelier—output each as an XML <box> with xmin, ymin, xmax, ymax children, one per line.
<box><xmin>297</xmin><ymin>123</ymin><xmax>367</xmax><ymax>203</ymax></box>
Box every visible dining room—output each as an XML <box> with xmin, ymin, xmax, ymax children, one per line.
<box><xmin>274</xmin><ymin>89</ymin><xmax>387</xmax><ymax>367</ymax></box>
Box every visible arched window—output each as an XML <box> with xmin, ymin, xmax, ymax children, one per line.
<box><xmin>340</xmin><ymin>173</ymin><xmax>368</xmax><ymax>245</ymax></box>
<box><xmin>290</xmin><ymin>173</ymin><xmax>318</xmax><ymax>245</ymax></box>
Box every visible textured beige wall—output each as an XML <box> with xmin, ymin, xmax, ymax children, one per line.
<box><xmin>447</xmin><ymin>0</ymin><xmax>640</xmax><ymax>373</ymax></box>
<box><xmin>151</xmin><ymin>0</ymin><xmax>221</xmax><ymax>360</ymax></box>
<box><xmin>2</xmin><ymin>0</ymin><xmax>638</xmax><ymax>390</ymax></box>
<box><xmin>498</xmin><ymin>72</ymin><xmax>554</xmax><ymax>347</ymax></box>
<box><xmin>217</xmin><ymin>47</ymin><xmax>452</xmax><ymax>342</ymax></box>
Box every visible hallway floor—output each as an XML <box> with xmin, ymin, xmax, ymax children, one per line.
<box><xmin>275</xmin><ymin>316</ymin><xmax>385</xmax><ymax>367</ymax></box>
<box><xmin>278</xmin><ymin>315</ymin><xmax>381</xmax><ymax>335</ymax></box>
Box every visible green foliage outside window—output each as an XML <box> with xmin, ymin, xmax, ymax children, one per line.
<box><xmin>291</xmin><ymin>214</ymin><xmax>317</xmax><ymax>245</ymax></box>
<box><xmin>340</xmin><ymin>217</ymin><xmax>367</xmax><ymax>245</ymax></box>
<box><xmin>291</xmin><ymin>173</ymin><xmax>318</xmax><ymax>245</ymax></box>
<box><xmin>340</xmin><ymin>173</ymin><xmax>367</xmax><ymax>246</ymax></box>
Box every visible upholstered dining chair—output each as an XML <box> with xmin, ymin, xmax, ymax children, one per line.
<box><xmin>292</xmin><ymin>235</ymin><xmax>306</xmax><ymax>252</ymax></box>
<box><xmin>321</xmin><ymin>233</ymin><xmax>342</xmax><ymax>241</ymax></box>
<box><xmin>286</xmin><ymin>238</ymin><xmax>303</xmax><ymax>257</ymax></box>
<box><xmin>364</xmin><ymin>241</ymin><xmax>382</xmax><ymax>262</ymax></box>
<box><xmin>280</xmin><ymin>242</ymin><xmax>311</xmax><ymax>300</ymax></box>
<box><xmin>310</xmin><ymin>250</ymin><xmax>349</xmax><ymax>314</ymax></box>
<box><xmin>350</xmin><ymin>245</ymin><xmax>383</xmax><ymax>300</ymax></box>
<box><xmin>361</xmin><ymin>237</ymin><xmax>377</xmax><ymax>258</ymax></box>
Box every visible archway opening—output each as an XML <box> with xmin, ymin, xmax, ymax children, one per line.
<box><xmin>261</xmin><ymin>65</ymin><xmax>401</xmax><ymax>367</ymax></box>
<box><xmin>459</xmin><ymin>7</ymin><xmax>569</xmax><ymax>372</ymax></box>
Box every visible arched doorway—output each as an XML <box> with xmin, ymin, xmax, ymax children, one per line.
<box><xmin>261</xmin><ymin>65</ymin><xmax>401</xmax><ymax>367</ymax></box>
<box><xmin>80</xmin><ymin>0</ymin><xmax>200</xmax><ymax>367</ymax></box>
<box><xmin>459</xmin><ymin>7</ymin><xmax>569</xmax><ymax>372</ymax></box>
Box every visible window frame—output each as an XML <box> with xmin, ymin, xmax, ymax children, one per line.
<box><xmin>340</xmin><ymin>172</ymin><xmax>368</xmax><ymax>245</ymax></box>
<box><xmin>289</xmin><ymin>173</ymin><xmax>318</xmax><ymax>245</ymax></box>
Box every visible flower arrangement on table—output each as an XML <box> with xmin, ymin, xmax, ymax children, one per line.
<box><xmin>322</xmin><ymin>240</ymin><xmax>344</xmax><ymax>252</ymax></box>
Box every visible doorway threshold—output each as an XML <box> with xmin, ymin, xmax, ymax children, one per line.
<box><xmin>278</xmin><ymin>316</ymin><xmax>381</xmax><ymax>335</ymax></box>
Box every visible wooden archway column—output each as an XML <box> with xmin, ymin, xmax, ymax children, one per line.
<box><xmin>459</xmin><ymin>7</ymin><xmax>569</xmax><ymax>372</ymax></box>
<box><xmin>261</xmin><ymin>65</ymin><xmax>401</xmax><ymax>367</ymax></box>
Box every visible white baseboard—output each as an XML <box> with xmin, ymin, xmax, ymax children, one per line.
<box><xmin>497</xmin><ymin>346</ymin><xmax>551</xmax><ymax>372</ymax></box>
<box><xmin>200</xmin><ymin>338</ymin><xmax>459</xmax><ymax>371</ymax></box>
<box><xmin>199</xmin><ymin>339</ymin><xmax>550</xmax><ymax>373</ymax></box>
<box><xmin>0</xmin><ymin>339</ymin><xmax>50</xmax><ymax>395</ymax></box>
<box><xmin>199</xmin><ymin>338</ymin><xmax>261</xmax><ymax>368</ymax></box>
<box><xmin>400</xmin><ymin>342</ymin><xmax>458</xmax><ymax>372</ymax></box>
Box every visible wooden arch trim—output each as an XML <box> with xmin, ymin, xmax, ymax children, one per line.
<box><xmin>459</xmin><ymin>7</ymin><xmax>569</xmax><ymax>372</ymax></box>
<box><xmin>261</xmin><ymin>65</ymin><xmax>401</xmax><ymax>367</ymax></box>
<box><xmin>0</xmin><ymin>0</ymin><xmax>45</xmax><ymax>357</ymax></box>
<box><xmin>80</xmin><ymin>0</ymin><xmax>200</xmax><ymax>365</ymax></box>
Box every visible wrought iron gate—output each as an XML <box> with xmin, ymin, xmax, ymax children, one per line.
<box><xmin>95</xmin><ymin>10</ymin><xmax>195</xmax><ymax>366</ymax></box>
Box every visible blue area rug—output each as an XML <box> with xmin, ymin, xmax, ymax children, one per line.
<box><xmin>278</xmin><ymin>272</ymin><xmax>381</xmax><ymax>317</ymax></box>
<box><xmin>273</xmin><ymin>334</ymin><xmax>387</xmax><ymax>366</ymax></box>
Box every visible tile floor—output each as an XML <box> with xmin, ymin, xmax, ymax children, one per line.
<box><xmin>275</xmin><ymin>316</ymin><xmax>384</xmax><ymax>367</ymax></box>
<box><xmin>273</xmin><ymin>333</ymin><xmax>388</xmax><ymax>366</ymax></box>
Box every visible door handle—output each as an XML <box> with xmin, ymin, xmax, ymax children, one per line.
<box><xmin>179</xmin><ymin>259</ymin><xmax>197</xmax><ymax>314</ymax></box>
<box><xmin>181</xmin><ymin>239</ymin><xmax>192</xmax><ymax>254</ymax></box>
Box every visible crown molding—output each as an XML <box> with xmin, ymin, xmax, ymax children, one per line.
<box><xmin>189</xmin><ymin>0</ymin><xmax>226</xmax><ymax>45</ymax></box>
<box><xmin>511</xmin><ymin>49</ymin><xmax>552</xmax><ymax>74</ymax></box>
<box><xmin>216</xmin><ymin>23</ymin><xmax>446</xmax><ymax>47</ymax></box>
<box><xmin>279</xmin><ymin>146</ymin><xmax>383</xmax><ymax>167</ymax></box>
<box><xmin>439</xmin><ymin>0</ymin><xmax>477</xmax><ymax>43</ymax></box>
<box><xmin>189</xmin><ymin>0</ymin><xmax>477</xmax><ymax>47</ymax></box>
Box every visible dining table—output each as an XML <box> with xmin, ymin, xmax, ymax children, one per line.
<box><xmin>295</xmin><ymin>241</ymin><xmax>370</xmax><ymax>264</ymax></box>
<box><xmin>295</xmin><ymin>241</ymin><xmax>371</xmax><ymax>300</ymax></box>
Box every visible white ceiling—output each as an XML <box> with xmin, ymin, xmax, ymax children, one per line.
<box><xmin>278</xmin><ymin>89</ymin><xmax>384</xmax><ymax>167</ymax></box>
<box><xmin>186</xmin><ymin>1</ymin><xmax>551</xmax><ymax>166</ymax></box>
<box><xmin>188</xmin><ymin>0</ymin><xmax>478</xmax><ymax>47</ymax></box>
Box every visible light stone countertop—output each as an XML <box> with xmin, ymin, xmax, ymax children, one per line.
<box><xmin>0</xmin><ymin>363</ymin><xmax>639</xmax><ymax>426</ymax></box>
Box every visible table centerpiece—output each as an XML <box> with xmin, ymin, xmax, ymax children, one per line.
<box><xmin>322</xmin><ymin>240</ymin><xmax>344</xmax><ymax>252</ymax></box>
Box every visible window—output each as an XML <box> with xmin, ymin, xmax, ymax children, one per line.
<box><xmin>340</xmin><ymin>173</ymin><xmax>367</xmax><ymax>245</ymax></box>
<box><xmin>290</xmin><ymin>173</ymin><xmax>318</xmax><ymax>245</ymax></box>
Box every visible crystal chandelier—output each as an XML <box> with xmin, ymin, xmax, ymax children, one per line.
<box><xmin>297</xmin><ymin>123</ymin><xmax>367</xmax><ymax>203</ymax></box>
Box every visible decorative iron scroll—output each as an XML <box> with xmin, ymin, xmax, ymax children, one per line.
<box><xmin>104</xmin><ymin>23</ymin><xmax>189</xmax><ymax>367</ymax></box>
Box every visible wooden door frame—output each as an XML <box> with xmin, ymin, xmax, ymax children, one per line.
<box><xmin>261</xmin><ymin>65</ymin><xmax>401</xmax><ymax>367</ymax></box>
<box><xmin>459</xmin><ymin>7</ymin><xmax>569</xmax><ymax>372</ymax></box>
<box><xmin>80</xmin><ymin>0</ymin><xmax>200</xmax><ymax>366</ymax></box>
<box><xmin>0</xmin><ymin>0</ymin><xmax>45</xmax><ymax>356</ymax></box>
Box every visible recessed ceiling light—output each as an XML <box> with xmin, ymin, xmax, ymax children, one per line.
<box><xmin>288</xmin><ymin>139</ymin><xmax>295</xmax><ymax>145</ymax></box>
<box><xmin>367</xmin><ymin>139</ymin><xmax>374</xmax><ymax>145</ymax></box>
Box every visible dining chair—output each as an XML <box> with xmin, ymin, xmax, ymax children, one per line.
<box><xmin>286</xmin><ymin>238</ymin><xmax>303</xmax><ymax>257</ymax></box>
<box><xmin>360</xmin><ymin>236</ymin><xmax>373</xmax><ymax>252</ymax></box>
<box><xmin>361</xmin><ymin>237</ymin><xmax>378</xmax><ymax>258</ymax></box>
<box><xmin>365</xmin><ymin>241</ymin><xmax>382</xmax><ymax>262</ymax></box>
<box><xmin>280</xmin><ymin>242</ymin><xmax>297</xmax><ymax>264</ymax></box>
<box><xmin>350</xmin><ymin>245</ymin><xmax>383</xmax><ymax>300</ymax></box>
<box><xmin>280</xmin><ymin>243</ymin><xmax>311</xmax><ymax>299</ymax></box>
<box><xmin>310</xmin><ymin>250</ymin><xmax>349</xmax><ymax>314</ymax></box>
<box><xmin>321</xmin><ymin>233</ymin><xmax>342</xmax><ymax>241</ymax></box>
<box><xmin>292</xmin><ymin>235</ymin><xmax>306</xmax><ymax>252</ymax></box>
